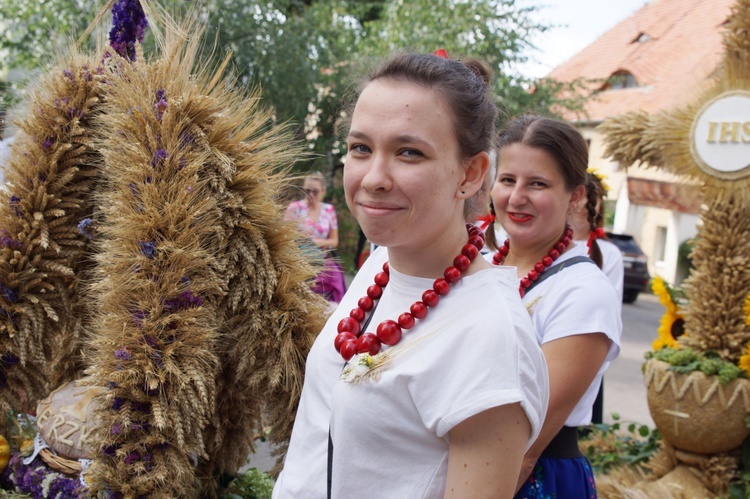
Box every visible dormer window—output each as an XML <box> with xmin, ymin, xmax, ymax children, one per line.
<box><xmin>631</xmin><ymin>32</ymin><xmax>652</xmax><ymax>43</ymax></box>
<box><xmin>600</xmin><ymin>70</ymin><xmax>638</xmax><ymax>91</ymax></box>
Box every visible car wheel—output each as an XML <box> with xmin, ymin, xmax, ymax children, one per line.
<box><xmin>623</xmin><ymin>290</ymin><xmax>638</xmax><ymax>304</ymax></box>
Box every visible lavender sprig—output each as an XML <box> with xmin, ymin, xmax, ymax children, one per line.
<box><xmin>109</xmin><ymin>0</ymin><xmax>149</xmax><ymax>61</ymax></box>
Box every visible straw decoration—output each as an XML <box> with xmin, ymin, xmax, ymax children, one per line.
<box><xmin>0</xmin><ymin>50</ymin><xmax>107</xmax><ymax>427</ymax></box>
<box><xmin>679</xmin><ymin>194</ymin><xmax>750</xmax><ymax>362</ymax></box>
<box><xmin>2</xmin><ymin>2</ymin><xmax>326</xmax><ymax>496</ymax></box>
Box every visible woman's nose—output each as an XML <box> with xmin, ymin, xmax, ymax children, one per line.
<box><xmin>507</xmin><ymin>184</ymin><xmax>527</xmax><ymax>207</ymax></box>
<box><xmin>360</xmin><ymin>154</ymin><xmax>392</xmax><ymax>193</ymax></box>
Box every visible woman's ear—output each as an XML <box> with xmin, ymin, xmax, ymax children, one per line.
<box><xmin>568</xmin><ymin>184</ymin><xmax>586</xmax><ymax>212</ymax></box>
<box><xmin>458</xmin><ymin>152</ymin><xmax>490</xmax><ymax>200</ymax></box>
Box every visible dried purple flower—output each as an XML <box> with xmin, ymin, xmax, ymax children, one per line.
<box><xmin>131</xmin><ymin>308</ymin><xmax>149</xmax><ymax>327</ymax></box>
<box><xmin>179</xmin><ymin>131</ymin><xmax>195</xmax><ymax>147</ymax></box>
<box><xmin>9</xmin><ymin>195</ymin><xmax>21</xmax><ymax>216</ymax></box>
<box><xmin>109</xmin><ymin>0</ymin><xmax>149</xmax><ymax>61</ymax></box>
<box><xmin>0</xmin><ymin>230</ymin><xmax>22</xmax><ymax>249</ymax></box>
<box><xmin>114</xmin><ymin>347</ymin><xmax>132</xmax><ymax>360</ymax></box>
<box><xmin>162</xmin><ymin>289</ymin><xmax>203</xmax><ymax>312</ymax></box>
<box><xmin>63</xmin><ymin>69</ymin><xmax>76</xmax><ymax>83</ymax></box>
<box><xmin>78</xmin><ymin>217</ymin><xmax>96</xmax><ymax>240</ymax></box>
<box><xmin>143</xmin><ymin>335</ymin><xmax>158</xmax><ymax>348</ymax></box>
<box><xmin>3</xmin><ymin>453</ymin><xmax>87</xmax><ymax>497</ymax></box>
<box><xmin>154</xmin><ymin>89</ymin><xmax>168</xmax><ymax>121</ymax></box>
<box><xmin>0</xmin><ymin>282</ymin><xmax>18</xmax><ymax>303</ymax></box>
<box><xmin>124</xmin><ymin>451</ymin><xmax>140</xmax><ymax>465</ymax></box>
<box><xmin>1</xmin><ymin>352</ymin><xmax>19</xmax><ymax>365</ymax></box>
<box><xmin>41</xmin><ymin>137</ymin><xmax>55</xmax><ymax>149</ymax></box>
<box><xmin>111</xmin><ymin>422</ymin><xmax>124</xmax><ymax>435</ymax></box>
<box><xmin>139</xmin><ymin>241</ymin><xmax>157</xmax><ymax>258</ymax></box>
<box><xmin>152</xmin><ymin>148</ymin><xmax>167</xmax><ymax>167</ymax></box>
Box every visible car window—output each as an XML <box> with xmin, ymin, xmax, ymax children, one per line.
<box><xmin>607</xmin><ymin>235</ymin><xmax>645</xmax><ymax>254</ymax></box>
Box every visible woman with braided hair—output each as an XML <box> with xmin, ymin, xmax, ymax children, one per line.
<box><xmin>486</xmin><ymin>115</ymin><xmax>622</xmax><ymax>497</ymax></box>
<box><xmin>568</xmin><ymin>170</ymin><xmax>624</xmax><ymax>426</ymax></box>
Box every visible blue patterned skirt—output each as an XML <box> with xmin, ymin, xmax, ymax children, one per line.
<box><xmin>514</xmin><ymin>456</ymin><xmax>597</xmax><ymax>499</ymax></box>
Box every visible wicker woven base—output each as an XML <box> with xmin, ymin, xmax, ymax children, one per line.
<box><xmin>645</xmin><ymin>358</ymin><xmax>750</xmax><ymax>453</ymax></box>
<box><xmin>39</xmin><ymin>448</ymin><xmax>82</xmax><ymax>476</ymax></box>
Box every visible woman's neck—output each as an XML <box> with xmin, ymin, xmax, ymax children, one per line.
<box><xmin>570</xmin><ymin>214</ymin><xmax>589</xmax><ymax>241</ymax></box>
<box><xmin>386</xmin><ymin>225</ymin><xmax>491</xmax><ymax>279</ymax></box>
<box><xmin>504</xmin><ymin>231</ymin><xmax>567</xmax><ymax>277</ymax></box>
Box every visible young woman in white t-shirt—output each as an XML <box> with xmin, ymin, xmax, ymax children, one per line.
<box><xmin>486</xmin><ymin>116</ymin><xmax>622</xmax><ymax>498</ymax></box>
<box><xmin>274</xmin><ymin>52</ymin><xmax>549</xmax><ymax>499</ymax></box>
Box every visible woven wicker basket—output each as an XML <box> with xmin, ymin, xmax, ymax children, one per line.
<box><xmin>645</xmin><ymin>358</ymin><xmax>750</xmax><ymax>454</ymax></box>
<box><xmin>39</xmin><ymin>448</ymin><xmax>82</xmax><ymax>476</ymax></box>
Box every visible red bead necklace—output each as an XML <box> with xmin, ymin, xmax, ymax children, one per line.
<box><xmin>334</xmin><ymin>224</ymin><xmax>486</xmax><ymax>361</ymax></box>
<box><xmin>492</xmin><ymin>224</ymin><xmax>573</xmax><ymax>297</ymax></box>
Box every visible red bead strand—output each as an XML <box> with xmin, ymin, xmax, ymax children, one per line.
<box><xmin>334</xmin><ymin>224</ymin><xmax>485</xmax><ymax>361</ymax></box>
<box><xmin>492</xmin><ymin>224</ymin><xmax>573</xmax><ymax>297</ymax></box>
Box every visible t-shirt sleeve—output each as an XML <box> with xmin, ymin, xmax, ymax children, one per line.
<box><xmin>408</xmin><ymin>286</ymin><xmax>548</xmax><ymax>448</ymax></box>
<box><xmin>535</xmin><ymin>269</ymin><xmax>622</xmax><ymax>362</ymax></box>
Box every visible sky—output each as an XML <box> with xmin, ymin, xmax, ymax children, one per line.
<box><xmin>517</xmin><ymin>0</ymin><xmax>649</xmax><ymax>78</ymax></box>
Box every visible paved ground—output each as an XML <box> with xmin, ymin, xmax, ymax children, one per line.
<box><xmin>245</xmin><ymin>289</ymin><xmax>663</xmax><ymax>475</ymax></box>
<box><xmin>603</xmin><ymin>292</ymin><xmax>661</xmax><ymax>427</ymax></box>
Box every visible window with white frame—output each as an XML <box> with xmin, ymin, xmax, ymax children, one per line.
<box><xmin>655</xmin><ymin>226</ymin><xmax>668</xmax><ymax>263</ymax></box>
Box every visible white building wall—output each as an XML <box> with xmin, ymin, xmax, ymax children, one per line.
<box><xmin>589</xmin><ymin>126</ymin><xmax>701</xmax><ymax>287</ymax></box>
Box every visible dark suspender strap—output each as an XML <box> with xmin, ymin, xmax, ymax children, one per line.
<box><xmin>524</xmin><ymin>255</ymin><xmax>594</xmax><ymax>294</ymax></box>
<box><xmin>328</xmin><ymin>295</ymin><xmax>382</xmax><ymax>498</ymax></box>
<box><xmin>327</xmin><ymin>431</ymin><xmax>333</xmax><ymax>499</ymax></box>
<box><xmin>541</xmin><ymin>425</ymin><xmax>583</xmax><ymax>459</ymax></box>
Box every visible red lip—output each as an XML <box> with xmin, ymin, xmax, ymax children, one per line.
<box><xmin>507</xmin><ymin>212</ymin><xmax>533</xmax><ymax>223</ymax></box>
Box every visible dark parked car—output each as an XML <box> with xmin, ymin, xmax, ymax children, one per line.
<box><xmin>606</xmin><ymin>232</ymin><xmax>651</xmax><ymax>304</ymax></box>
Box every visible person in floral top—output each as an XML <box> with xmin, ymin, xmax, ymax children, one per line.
<box><xmin>285</xmin><ymin>172</ymin><xmax>347</xmax><ymax>302</ymax></box>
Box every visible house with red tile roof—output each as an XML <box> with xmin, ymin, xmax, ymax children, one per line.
<box><xmin>547</xmin><ymin>0</ymin><xmax>736</xmax><ymax>285</ymax></box>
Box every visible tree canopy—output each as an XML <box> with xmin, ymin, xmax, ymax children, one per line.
<box><xmin>0</xmin><ymin>0</ymin><xmax>586</xmax><ymax>263</ymax></box>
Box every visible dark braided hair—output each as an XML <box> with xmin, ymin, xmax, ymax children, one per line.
<box><xmin>584</xmin><ymin>172</ymin><xmax>604</xmax><ymax>269</ymax></box>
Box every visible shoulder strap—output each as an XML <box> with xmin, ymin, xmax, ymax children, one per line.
<box><xmin>327</xmin><ymin>430</ymin><xmax>333</xmax><ymax>499</ymax></box>
<box><xmin>525</xmin><ymin>255</ymin><xmax>594</xmax><ymax>294</ymax></box>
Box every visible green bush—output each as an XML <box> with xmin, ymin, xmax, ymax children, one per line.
<box><xmin>580</xmin><ymin>413</ymin><xmax>661</xmax><ymax>474</ymax></box>
<box><xmin>222</xmin><ymin>468</ymin><xmax>274</xmax><ymax>499</ymax></box>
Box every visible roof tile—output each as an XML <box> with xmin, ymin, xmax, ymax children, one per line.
<box><xmin>549</xmin><ymin>0</ymin><xmax>735</xmax><ymax>122</ymax></box>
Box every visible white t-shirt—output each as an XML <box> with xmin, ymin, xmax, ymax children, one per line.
<box><xmin>276</xmin><ymin>247</ymin><xmax>549</xmax><ymax>499</ymax></box>
<box><xmin>572</xmin><ymin>238</ymin><xmax>624</xmax><ymax>306</ymax></box>
<box><xmin>518</xmin><ymin>248</ymin><xmax>622</xmax><ymax>426</ymax></box>
<box><xmin>273</xmin><ymin>247</ymin><xmax>391</xmax><ymax>499</ymax></box>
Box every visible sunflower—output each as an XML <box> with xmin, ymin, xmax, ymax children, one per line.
<box><xmin>739</xmin><ymin>344</ymin><xmax>750</xmax><ymax>375</ymax></box>
<box><xmin>651</xmin><ymin>276</ymin><xmax>684</xmax><ymax>350</ymax></box>
<box><xmin>653</xmin><ymin>309</ymin><xmax>683</xmax><ymax>350</ymax></box>
<box><xmin>651</xmin><ymin>276</ymin><xmax>676</xmax><ymax>313</ymax></box>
